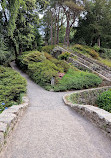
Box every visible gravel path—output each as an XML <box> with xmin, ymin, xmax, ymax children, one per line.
<box><xmin>1</xmin><ymin>64</ymin><xmax>111</xmax><ymax>158</ymax></box>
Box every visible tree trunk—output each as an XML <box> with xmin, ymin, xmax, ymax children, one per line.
<box><xmin>97</xmin><ymin>35</ymin><xmax>100</xmax><ymax>47</ymax></box>
<box><xmin>56</xmin><ymin>25</ymin><xmax>59</xmax><ymax>44</ymax></box>
<box><xmin>50</xmin><ymin>12</ymin><xmax>53</xmax><ymax>45</ymax></box>
<box><xmin>67</xmin><ymin>26</ymin><xmax>70</xmax><ymax>46</ymax></box>
<box><xmin>56</xmin><ymin>8</ymin><xmax>60</xmax><ymax>44</ymax></box>
<box><xmin>54</xmin><ymin>18</ymin><xmax>57</xmax><ymax>45</ymax></box>
<box><xmin>66</xmin><ymin>13</ymin><xmax>70</xmax><ymax>46</ymax></box>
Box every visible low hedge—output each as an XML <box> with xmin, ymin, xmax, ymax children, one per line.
<box><xmin>0</xmin><ymin>66</ymin><xmax>27</xmax><ymax>112</ymax></box>
<box><xmin>96</xmin><ymin>90</ymin><xmax>111</xmax><ymax>112</ymax></box>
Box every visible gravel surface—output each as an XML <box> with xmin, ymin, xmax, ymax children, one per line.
<box><xmin>1</xmin><ymin>63</ymin><xmax>111</xmax><ymax>158</ymax></box>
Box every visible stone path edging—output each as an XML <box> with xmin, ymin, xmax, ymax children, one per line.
<box><xmin>63</xmin><ymin>88</ymin><xmax>111</xmax><ymax>138</ymax></box>
<box><xmin>0</xmin><ymin>96</ymin><xmax>29</xmax><ymax>152</ymax></box>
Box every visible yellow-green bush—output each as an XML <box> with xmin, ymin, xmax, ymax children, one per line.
<box><xmin>17</xmin><ymin>51</ymin><xmax>46</xmax><ymax>71</ymax></box>
<box><xmin>44</xmin><ymin>52</ymin><xmax>54</xmax><ymax>61</ymax></box>
<box><xmin>41</xmin><ymin>45</ymin><xmax>55</xmax><ymax>54</ymax></box>
<box><xmin>73</xmin><ymin>44</ymin><xmax>99</xmax><ymax>59</ymax></box>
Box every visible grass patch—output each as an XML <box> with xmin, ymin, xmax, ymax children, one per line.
<box><xmin>98</xmin><ymin>58</ymin><xmax>111</xmax><ymax>67</ymax></box>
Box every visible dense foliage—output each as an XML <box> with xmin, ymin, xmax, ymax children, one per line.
<box><xmin>0</xmin><ymin>0</ymin><xmax>44</xmax><ymax>63</ymax></box>
<box><xmin>74</xmin><ymin>0</ymin><xmax>111</xmax><ymax>48</ymax></box>
<box><xmin>96</xmin><ymin>90</ymin><xmax>111</xmax><ymax>113</ymax></box>
<box><xmin>17</xmin><ymin>50</ymin><xmax>102</xmax><ymax>91</ymax></box>
<box><xmin>0</xmin><ymin>66</ymin><xmax>27</xmax><ymax>112</ymax></box>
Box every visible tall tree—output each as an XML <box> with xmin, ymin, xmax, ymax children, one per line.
<box><xmin>74</xmin><ymin>0</ymin><xmax>111</xmax><ymax>48</ymax></box>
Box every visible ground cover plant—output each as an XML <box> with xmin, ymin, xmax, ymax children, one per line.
<box><xmin>53</xmin><ymin>69</ymin><xmax>102</xmax><ymax>91</ymax></box>
<box><xmin>0</xmin><ymin>66</ymin><xmax>27</xmax><ymax>113</ymax></box>
<box><xmin>72</xmin><ymin>44</ymin><xmax>99</xmax><ymax>59</ymax></box>
<box><xmin>96</xmin><ymin>90</ymin><xmax>111</xmax><ymax>113</ymax></box>
<box><xmin>71</xmin><ymin>44</ymin><xmax>111</xmax><ymax>67</ymax></box>
<box><xmin>41</xmin><ymin>45</ymin><xmax>55</xmax><ymax>54</ymax></box>
<box><xmin>17</xmin><ymin>50</ymin><xmax>102</xmax><ymax>92</ymax></box>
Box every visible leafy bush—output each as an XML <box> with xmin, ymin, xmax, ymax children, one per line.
<box><xmin>99</xmin><ymin>48</ymin><xmax>111</xmax><ymax>59</ymax></box>
<box><xmin>96</xmin><ymin>90</ymin><xmax>111</xmax><ymax>112</ymax></box>
<box><xmin>0</xmin><ymin>66</ymin><xmax>27</xmax><ymax>111</ymax></box>
<box><xmin>58</xmin><ymin>52</ymin><xmax>70</xmax><ymax>60</ymax></box>
<box><xmin>93</xmin><ymin>45</ymin><xmax>100</xmax><ymax>52</ymax></box>
<box><xmin>51</xmin><ymin>59</ymin><xmax>70</xmax><ymax>72</ymax></box>
<box><xmin>23</xmin><ymin>51</ymin><xmax>46</xmax><ymax>64</ymax></box>
<box><xmin>72</xmin><ymin>44</ymin><xmax>99</xmax><ymax>59</ymax></box>
<box><xmin>17</xmin><ymin>51</ymin><xmax>45</xmax><ymax>71</ymax></box>
<box><xmin>53</xmin><ymin>69</ymin><xmax>102</xmax><ymax>91</ymax></box>
<box><xmin>0</xmin><ymin>49</ymin><xmax>14</xmax><ymax>66</ymax></box>
<box><xmin>17</xmin><ymin>50</ymin><xmax>102</xmax><ymax>92</ymax></box>
<box><xmin>41</xmin><ymin>45</ymin><xmax>55</xmax><ymax>54</ymax></box>
<box><xmin>28</xmin><ymin>60</ymin><xmax>62</xmax><ymax>86</ymax></box>
<box><xmin>44</xmin><ymin>52</ymin><xmax>54</xmax><ymax>61</ymax></box>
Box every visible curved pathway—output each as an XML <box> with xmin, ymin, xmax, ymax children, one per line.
<box><xmin>1</xmin><ymin>64</ymin><xmax>111</xmax><ymax>158</ymax></box>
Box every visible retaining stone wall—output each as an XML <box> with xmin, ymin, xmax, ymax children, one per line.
<box><xmin>63</xmin><ymin>86</ymin><xmax>111</xmax><ymax>138</ymax></box>
<box><xmin>69</xmin><ymin>86</ymin><xmax>111</xmax><ymax>105</ymax></box>
<box><xmin>0</xmin><ymin>96</ymin><xmax>29</xmax><ymax>152</ymax></box>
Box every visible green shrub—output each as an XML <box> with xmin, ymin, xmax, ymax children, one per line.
<box><xmin>44</xmin><ymin>52</ymin><xmax>54</xmax><ymax>61</ymax></box>
<box><xmin>96</xmin><ymin>90</ymin><xmax>111</xmax><ymax>112</ymax></box>
<box><xmin>58</xmin><ymin>52</ymin><xmax>70</xmax><ymax>60</ymax></box>
<box><xmin>0</xmin><ymin>66</ymin><xmax>27</xmax><ymax>110</ymax></box>
<box><xmin>28</xmin><ymin>60</ymin><xmax>61</xmax><ymax>86</ymax></box>
<box><xmin>53</xmin><ymin>69</ymin><xmax>102</xmax><ymax>91</ymax></box>
<box><xmin>41</xmin><ymin>45</ymin><xmax>55</xmax><ymax>54</ymax></box>
<box><xmin>16</xmin><ymin>51</ymin><xmax>45</xmax><ymax>71</ymax></box>
<box><xmin>51</xmin><ymin>59</ymin><xmax>70</xmax><ymax>72</ymax></box>
<box><xmin>93</xmin><ymin>45</ymin><xmax>100</xmax><ymax>52</ymax></box>
<box><xmin>99</xmin><ymin>48</ymin><xmax>111</xmax><ymax>59</ymax></box>
<box><xmin>0</xmin><ymin>49</ymin><xmax>14</xmax><ymax>66</ymax></box>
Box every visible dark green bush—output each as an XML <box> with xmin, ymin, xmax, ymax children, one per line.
<box><xmin>58</xmin><ymin>52</ymin><xmax>70</xmax><ymax>60</ymax></box>
<box><xmin>0</xmin><ymin>66</ymin><xmax>27</xmax><ymax>110</ymax></box>
<box><xmin>96</xmin><ymin>90</ymin><xmax>111</xmax><ymax>112</ymax></box>
<box><xmin>99</xmin><ymin>48</ymin><xmax>111</xmax><ymax>59</ymax></box>
<box><xmin>53</xmin><ymin>69</ymin><xmax>102</xmax><ymax>91</ymax></box>
<box><xmin>0</xmin><ymin>49</ymin><xmax>14</xmax><ymax>66</ymax></box>
<box><xmin>41</xmin><ymin>45</ymin><xmax>55</xmax><ymax>54</ymax></box>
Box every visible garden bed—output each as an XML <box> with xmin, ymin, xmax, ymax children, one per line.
<box><xmin>16</xmin><ymin>50</ymin><xmax>102</xmax><ymax>92</ymax></box>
